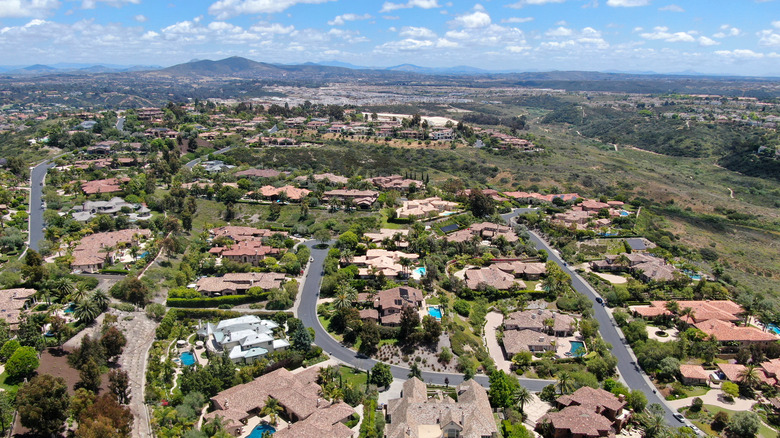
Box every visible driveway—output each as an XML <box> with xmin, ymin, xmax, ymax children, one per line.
<box><xmin>484</xmin><ymin>311</ymin><xmax>511</xmax><ymax>373</ymax></box>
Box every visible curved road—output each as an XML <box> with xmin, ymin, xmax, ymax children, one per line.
<box><xmin>185</xmin><ymin>145</ymin><xmax>236</xmax><ymax>169</ymax></box>
<box><xmin>501</xmin><ymin>209</ymin><xmax>678</xmax><ymax>425</ymax></box>
<box><xmin>297</xmin><ymin>240</ymin><xmax>554</xmax><ymax>391</ymax></box>
<box><xmin>28</xmin><ymin>160</ymin><xmax>55</xmax><ymax>251</ymax></box>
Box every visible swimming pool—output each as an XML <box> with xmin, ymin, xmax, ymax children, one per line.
<box><xmin>248</xmin><ymin>423</ymin><xmax>276</xmax><ymax>437</ymax></box>
<box><xmin>569</xmin><ymin>341</ymin><xmax>586</xmax><ymax>357</ymax></box>
<box><xmin>413</xmin><ymin>267</ymin><xmax>426</xmax><ymax>276</ymax></box>
<box><xmin>768</xmin><ymin>324</ymin><xmax>780</xmax><ymax>335</ymax></box>
<box><xmin>180</xmin><ymin>352</ymin><xmax>196</xmax><ymax>366</ymax></box>
<box><xmin>64</xmin><ymin>303</ymin><xmax>76</xmax><ymax>314</ymax></box>
<box><xmin>619</xmin><ymin>211</ymin><xmax>629</xmax><ymax>216</ymax></box>
<box><xmin>428</xmin><ymin>306</ymin><xmax>442</xmax><ymax>320</ymax></box>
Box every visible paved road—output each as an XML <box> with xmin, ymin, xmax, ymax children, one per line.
<box><xmin>184</xmin><ymin>145</ymin><xmax>236</xmax><ymax>169</ymax></box>
<box><xmin>297</xmin><ymin>240</ymin><xmax>554</xmax><ymax>392</ymax></box>
<box><xmin>116</xmin><ymin>310</ymin><xmax>158</xmax><ymax>438</ymax></box>
<box><xmin>501</xmin><ymin>209</ymin><xmax>678</xmax><ymax>425</ymax></box>
<box><xmin>116</xmin><ymin>116</ymin><xmax>125</xmax><ymax>132</ymax></box>
<box><xmin>28</xmin><ymin>160</ymin><xmax>55</xmax><ymax>251</ymax></box>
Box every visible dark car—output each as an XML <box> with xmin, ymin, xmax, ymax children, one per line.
<box><xmin>595</xmin><ymin>297</ymin><xmax>603</xmax><ymax>304</ymax></box>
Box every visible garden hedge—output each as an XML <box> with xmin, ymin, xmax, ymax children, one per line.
<box><xmin>166</xmin><ymin>294</ymin><xmax>263</xmax><ymax>308</ymax></box>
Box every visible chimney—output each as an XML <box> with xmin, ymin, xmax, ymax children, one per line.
<box><xmin>618</xmin><ymin>394</ymin><xmax>626</xmax><ymax>402</ymax></box>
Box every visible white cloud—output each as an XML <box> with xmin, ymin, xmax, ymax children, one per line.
<box><xmin>773</xmin><ymin>20</ymin><xmax>780</xmax><ymax>29</ymax></box>
<box><xmin>758</xmin><ymin>29</ymin><xmax>780</xmax><ymax>46</ymax></box>
<box><xmin>501</xmin><ymin>17</ymin><xmax>534</xmax><ymax>23</ymax></box>
<box><xmin>697</xmin><ymin>36</ymin><xmax>719</xmax><ymax>46</ymax></box>
<box><xmin>658</xmin><ymin>4</ymin><xmax>684</xmax><ymax>12</ymax></box>
<box><xmin>81</xmin><ymin>0</ymin><xmax>139</xmax><ymax>9</ymax></box>
<box><xmin>506</xmin><ymin>45</ymin><xmax>529</xmax><ymax>52</ymax></box>
<box><xmin>379</xmin><ymin>0</ymin><xmax>440</xmax><ymax>13</ymax></box>
<box><xmin>0</xmin><ymin>0</ymin><xmax>60</xmax><ymax>17</ymax></box>
<box><xmin>450</xmin><ymin>9</ymin><xmax>491</xmax><ymax>28</ymax></box>
<box><xmin>249</xmin><ymin>23</ymin><xmax>296</xmax><ymax>34</ymax></box>
<box><xmin>399</xmin><ymin>26</ymin><xmax>436</xmax><ymax>38</ymax></box>
<box><xmin>606</xmin><ymin>0</ymin><xmax>650</xmax><ymax>6</ymax></box>
<box><xmin>714</xmin><ymin>49</ymin><xmax>765</xmax><ymax>59</ymax></box>
<box><xmin>713</xmin><ymin>25</ymin><xmax>741</xmax><ymax>38</ymax></box>
<box><xmin>640</xmin><ymin>26</ymin><xmax>696</xmax><ymax>42</ymax></box>
<box><xmin>505</xmin><ymin>0</ymin><xmax>565</xmax><ymax>8</ymax></box>
<box><xmin>436</xmin><ymin>38</ymin><xmax>458</xmax><ymax>47</ymax></box>
<box><xmin>327</xmin><ymin>13</ymin><xmax>372</xmax><ymax>26</ymax></box>
<box><xmin>134</xmin><ymin>14</ymin><xmax>147</xmax><ymax>22</ymax></box>
<box><xmin>541</xmin><ymin>25</ymin><xmax>608</xmax><ymax>49</ymax></box>
<box><xmin>208</xmin><ymin>0</ymin><xmax>336</xmax><ymax>19</ymax></box>
<box><xmin>546</xmin><ymin>26</ymin><xmax>572</xmax><ymax>37</ymax></box>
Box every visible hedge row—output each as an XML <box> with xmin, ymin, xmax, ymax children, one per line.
<box><xmin>166</xmin><ymin>294</ymin><xmax>263</xmax><ymax>308</ymax></box>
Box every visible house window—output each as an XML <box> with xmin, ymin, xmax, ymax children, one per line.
<box><xmin>444</xmin><ymin>428</ymin><xmax>460</xmax><ymax>438</ymax></box>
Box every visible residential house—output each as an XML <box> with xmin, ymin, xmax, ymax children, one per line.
<box><xmin>430</xmin><ymin>129</ymin><xmax>454</xmax><ymax>141</ymax></box>
<box><xmin>445</xmin><ymin>222</ymin><xmax>518</xmax><ymax>244</ymax></box>
<box><xmin>197</xmin><ymin>315</ymin><xmax>290</xmax><ymax>363</ymax></box>
<box><xmin>353</xmin><ymin>249</ymin><xmax>419</xmax><ymax>279</ymax></box>
<box><xmin>195</xmin><ymin>272</ymin><xmax>286</xmax><ymax>297</ymax></box>
<box><xmin>322</xmin><ymin>189</ymin><xmax>379</xmax><ymax>208</ymax></box>
<box><xmin>201</xmin><ymin>160</ymin><xmax>236</xmax><ymax>173</ymax></box>
<box><xmin>465</xmin><ymin>266</ymin><xmax>523</xmax><ymax>290</ymax></box>
<box><xmin>372</xmin><ymin>286</ymin><xmax>424</xmax><ymax>327</ymax></box>
<box><xmin>695</xmin><ymin>319</ymin><xmax>777</xmax><ymax>350</ymax></box>
<box><xmin>504</xmin><ymin>309</ymin><xmax>576</xmax><ymax>337</ymax></box>
<box><xmin>81</xmin><ymin>177</ymin><xmax>130</xmax><ymax>195</ymax></box>
<box><xmin>363</xmin><ymin>229</ymin><xmax>409</xmax><ymax>248</ymax></box>
<box><xmin>503</xmin><ymin>192</ymin><xmax>580</xmax><ymax>204</ymax></box>
<box><xmin>679</xmin><ymin>365</ymin><xmax>711</xmax><ymax>386</ymax></box>
<box><xmin>491</xmin><ymin>260</ymin><xmax>547</xmax><ymax>280</ymax></box>
<box><xmin>630</xmin><ymin>300</ymin><xmax>744</xmax><ymax>324</ymax></box>
<box><xmin>395</xmin><ymin>197</ymin><xmax>458</xmax><ymax>219</ymax></box>
<box><xmin>251</xmin><ymin>185</ymin><xmax>310</xmax><ymax>202</ymax></box>
<box><xmin>209</xmin><ymin>240</ymin><xmax>282</xmax><ymax>266</ymax></box>
<box><xmin>71</xmin><ymin>229</ymin><xmax>151</xmax><ymax>273</ymax></box>
<box><xmin>204</xmin><ymin>367</ymin><xmax>355</xmax><ymax>437</ymax></box>
<box><xmin>537</xmin><ymin>386</ymin><xmax>631</xmax><ymax>438</ymax></box>
<box><xmin>385</xmin><ymin>377</ymin><xmax>499</xmax><ymax>438</ymax></box>
<box><xmin>591</xmin><ymin>253</ymin><xmax>678</xmax><ymax>283</ymax></box>
<box><xmin>368</xmin><ymin>175</ymin><xmax>424</xmax><ymax>191</ymax></box>
<box><xmin>211</xmin><ymin>226</ymin><xmax>286</xmax><ymax>242</ymax></box>
<box><xmin>0</xmin><ymin>288</ymin><xmax>36</xmax><ymax>329</ymax></box>
<box><xmin>503</xmin><ymin>329</ymin><xmax>555</xmax><ymax>355</ymax></box>
<box><xmin>71</xmin><ymin>196</ymin><xmax>151</xmax><ymax>222</ymax></box>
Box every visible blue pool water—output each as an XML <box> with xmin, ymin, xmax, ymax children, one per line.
<box><xmin>413</xmin><ymin>267</ymin><xmax>426</xmax><ymax>276</ymax></box>
<box><xmin>619</xmin><ymin>211</ymin><xmax>629</xmax><ymax>216</ymax></box>
<box><xmin>248</xmin><ymin>424</ymin><xmax>276</xmax><ymax>437</ymax></box>
<box><xmin>64</xmin><ymin>303</ymin><xmax>76</xmax><ymax>314</ymax></box>
<box><xmin>180</xmin><ymin>352</ymin><xmax>196</xmax><ymax>366</ymax></box>
<box><xmin>569</xmin><ymin>341</ymin><xmax>586</xmax><ymax>357</ymax></box>
<box><xmin>428</xmin><ymin>306</ymin><xmax>442</xmax><ymax>320</ymax></box>
<box><xmin>139</xmin><ymin>251</ymin><xmax>150</xmax><ymax>259</ymax></box>
<box><xmin>768</xmin><ymin>324</ymin><xmax>780</xmax><ymax>335</ymax></box>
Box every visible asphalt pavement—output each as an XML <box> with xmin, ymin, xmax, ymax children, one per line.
<box><xmin>501</xmin><ymin>208</ymin><xmax>678</xmax><ymax>425</ymax></box>
<box><xmin>184</xmin><ymin>145</ymin><xmax>236</xmax><ymax>169</ymax></box>
<box><xmin>297</xmin><ymin>240</ymin><xmax>554</xmax><ymax>391</ymax></box>
<box><xmin>28</xmin><ymin>160</ymin><xmax>55</xmax><ymax>251</ymax></box>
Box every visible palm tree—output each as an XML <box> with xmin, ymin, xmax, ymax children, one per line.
<box><xmin>73</xmin><ymin>299</ymin><xmax>100</xmax><ymax>324</ymax></box>
<box><xmin>399</xmin><ymin>257</ymin><xmax>412</xmax><ymax>278</ymax></box>
<box><xmin>333</xmin><ymin>285</ymin><xmax>357</xmax><ymax>309</ymax></box>
<box><xmin>513</xmin><ymin>385</ymin><xmax>532</xmax><ymax>414</ymax></box>
<box><xmin>260</xmin><ymin>397</ymin><xmax>283</xmax><ymax>426</ymax></box>
<box><xmin>50</xmin><ymin>277</ymin><xmax>74</xmax><ymax>302</ymax></box>
<box><xmin>680</xmin><ymin>307</ymin><xmax>696</xmax><ymax>324</ymax></box>
<box><xmin>556</xmin><ymin>372</ymin><xmax>574</xmax><ymax>395</ymax></box>
<box><xmin>91</xmin><ymin>290</ymin><xmax>109</xmax><ymax>311</ymax></box>
<box><xmin>738</xmin><ymin>364</ymin><xmax>761</xmax><ymax>390</ymax></box>
<box><xmin>641</xmin><ymin>409</ymin><xmax>669</xmax><ymax>438</ymax></box>
<box><xmin>70</xmin><ymin>284</ymin><xmax>90</xmax><ymax>303</ymax></box>
<box><xmin>665</xmin><ymin>300</ymin><xmax>680</xmax><ymax>317</ymax></box>
<box><xmin>340</xmin><ymin>249</ymin><xmax>354</xmax><ymax>266</ymax></box>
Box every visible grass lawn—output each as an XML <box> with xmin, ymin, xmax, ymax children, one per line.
<box><xmin>319</xmin><ymin>315</ymin><xmax>343</xmax><ymax>341</ymax></box>
<box><xmin>0</xmin><ymin>372</ymin><xmax>19</xmax><ymax>393</ymax></box>
<box><xmin>704</xmin><ymin>405</ymin><xmax>777</xmax><ymax>438</ymax></box>
<box><xmin>685</xmin><ymin>386</ymin><xmax>710</xmax><ymax>397</ymax></box>
<box><xmin>691</xmin><ymin>421</ymin><xmax>717</xmax><ymax>436</ymax></box>
<box><xmin>379</xmin><ymin>214</ymin><xmax>405</xmax><ymax>230</ymax></box>
<box><xmin>339</xmin><ymin>366</ymin><xmax>368</xmax><ymax>389</ymax></box>
<box><xmin>378</xmin><ymin>339</ymin><xmax>398</xmax><ymax>348</ymax></box>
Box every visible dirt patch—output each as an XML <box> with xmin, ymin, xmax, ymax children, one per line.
<box><xmin>36</xmin><ymin>347</ymin><xmax>109</xmax><ymax>396</ymax></box>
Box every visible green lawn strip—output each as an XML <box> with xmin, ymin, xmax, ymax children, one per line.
<box><xmin>0</xmin><ymin>372</ymin><xmax>19</xmax><ymax>392</ymax></box>
<box><xmin>318</xmin><ymin>315</ymin><xmax>343</xmax><ymax>342</ymax></box>
<box><xmin>703</xmin><ymin>405</ymin><xmax>777</xmax><ymax>438</ymax></box>
<box><xmin>339</xmin><ymin>366</ymin><xmax>368</xmax><ymax>388</ymax></box>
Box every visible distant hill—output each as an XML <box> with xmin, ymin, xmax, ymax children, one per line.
<box><xmin>160</xmin><ymin>56</ymin><xmax>280</xmax><ymax>76</ymax></box>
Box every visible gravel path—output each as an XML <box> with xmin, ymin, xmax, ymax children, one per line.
<box><xmin>115</xmin><ymin>311</ymin><xmax>158</xmax><ymax>438</ymax></box>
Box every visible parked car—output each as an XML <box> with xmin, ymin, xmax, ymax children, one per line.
<box><xmin>673</xmin><ymin>413</ymin><xmax>685</xmax><ymax>423</ymax></box>
<box><xmin>595</xmin><ymin>297</ymin><xmax>603</xmax><ymax>304</ymax></box>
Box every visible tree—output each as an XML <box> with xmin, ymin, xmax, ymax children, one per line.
<box><xmin>657</xmin><ymin>357</ymin><xmax>681</xmax><ymax>382</ymax></box>
<box><xmin>513</xmin><ymin>385</ymin><xmax>532</xmax><ymax>413</ymax></box>
<box><xmin>78</xmin><ymin>358</ymin><xmax>102</xmax><ymax>393</ymax></box>
<box><xmin>145</xmin><ymin>303</ymin><xmax>166</xmax><ymax>321</ymax></box>
<box><xmin>101</xmin><ymin>326</ymin><xmax>127</xmax><ymax>362</ymax></box>
<box><xmin>74</xmin><ymin>299</ymin><xmax>100</xmax><ymax>324</ymax></box>
<box><xmin>260</xmin><ymin>397</ymin><xmax>283</xmax><ymax>426</ymax></box>
<box><xmin>6</xmin><ymin>346</ymin><xmax>39</xmax><ymax>379</ymax></box>
<box><xmin>71</xmin><ymin>388</ymin><xmax>96</xmax><ymax>420</ymax></box>
<box><xmin>408</xmin><ymin>362</ymin><xmax>422</xmax><ymax>379</ymax></box>
<box><xmin>512</xmin><ymin>351</ymin><xmax>533</xmax><ymax>373</ymax></box>
<box><xmin>722</xmin><ymin>381</ymin><xmax>740</xmax><ymax>399</ymax></box>
<box><xmin>0</xmin><ymin>391</ymin><xmax>12</xmax><ymax>434</ymax></box>
<box><xmin>488</xmin><ymin>370</ymin><xmax>519</xmax><ymax>409</ymax></box>
<box><xmin>291</xmin><ymin>326</ymin><xmax>313</xmax><ymax>352</ymax></box>
<box><xmin>16</xmin><ymin>374</ymin><xmax>70</xmax><ymax>437</ymax></box>
<box><xmin>738</xmin><ymin>364</ymin><xmax>761</xmax><ymax>390</ymax></box>
<box><xmin>0</xmin><ymin>340</ymin><xmax>20</xmax><ymax>362</ymax></box>
<box><xmin>467</xmin><ymin>188</ymin><xmax>495</xmax><ymax>218</ymax></box>
<box><xmin>314</xmin><ymin>229</ymin><xmax>331</xmax><ymax>246</ymax></box>
<box><xmin>712</xmin><ymin>411</ymin><xmax>729</xmax><ymax>431</ymax></box>
<box><xmin>370</xmin><ymin>363</ymin><xmax>393</xmax><ymax>388</ymax></box>
<box><xmin>626</xmin><ymin>389</ymin><xmax>647</xmax><ymax>412</ymax></box>
<box><xmin>77</xmin><ymin>394</ymin><xmax>133</xmax><ymax>438</ymax></box>
<box><xmin>640</xmin><ymin>405</ymin><xmax>669</xmax><ymax>438</ymax></box>
<box><xmin>108</xmin><ymin>369</ymin><xmax>131</xmax><ymax>404</ymax></box>
<box><xmin>399</xmin><ymin>305</ymin><xmax>420</xmax><ymax>342</ymax></box>
<box><xmin>421</xmin><ymin>315</ymin><xmax>442</xmax><ymax>344</ymax></box>
<box><xmin>359</xmin><ymin>321</ymin><xmax>380</xmax><ymax>356</ymax></box>
<box><xmin>727</xmin><ymin>411</ymin><xmax>761</xmax><ymax>438</ymax></box>
<box><xmin>556</xmin><ymin>371</ymin><xmax>574</xmax><ymax>395</ymax></box>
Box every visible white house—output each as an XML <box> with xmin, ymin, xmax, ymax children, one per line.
<box><xmin>197</xmin><ymin>315</ymin><xmax>290</xmax><ymax>363</ymax></box>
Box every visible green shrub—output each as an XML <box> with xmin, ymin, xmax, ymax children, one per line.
<box><xmin>166</xmin><ymin>294</ymin><xmax>263</xmax><ymax>308</ymax></box>
<box><xmin>100</xmin><ymin>268</ymin><xmax>130</xmax><ymax>275</ymax></box>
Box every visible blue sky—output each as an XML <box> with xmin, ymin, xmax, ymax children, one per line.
<box><xmin>0</xmin><ymin>0</ymin><xmax>779</xmax><ymax>75</ymax></box>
